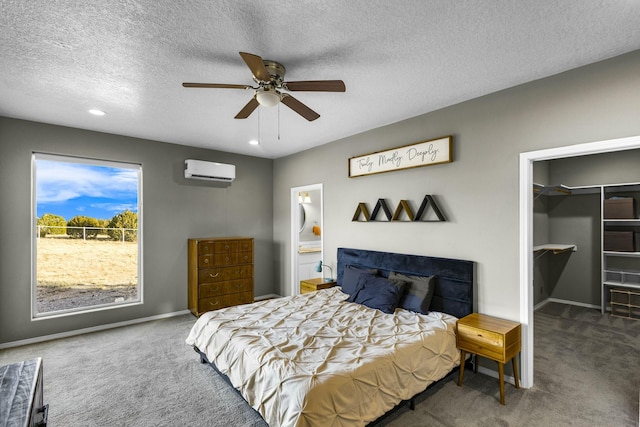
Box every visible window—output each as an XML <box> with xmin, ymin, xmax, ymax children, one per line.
<box><xmin>32</xmin><ymin>153</ymin><xmax>143</xmax><ymax>318</ymax></box>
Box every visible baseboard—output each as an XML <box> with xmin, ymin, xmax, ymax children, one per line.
<box><xmin>0</xmin><ymin>310</ymin><xmax>191</xmax><ymax>350</ymax></box>
<box><xmin>535</xmin><ymin>297</ymin><xmax>600</xmax><ymax>311</ymax></box>
<box><xmin>477</xmin><ymin>365</ymin><xmax>518</xmax><ymax>387</ymax></box>
<box><xmin>254</xmin><ymin>293</ymin><xmax>282</xmax><ymax>301</ymax></box>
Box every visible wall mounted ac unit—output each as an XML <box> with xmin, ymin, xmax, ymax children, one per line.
<box><xmin>184</xmin><ymin>159</ymin><xmax>236</xmax><ymax>182</ymax></box>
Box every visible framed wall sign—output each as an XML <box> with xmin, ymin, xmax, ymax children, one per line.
<box><xmin>348</xmin><ymin>135</ymin><xmax>452</xmax><ymax>178</ymax></box>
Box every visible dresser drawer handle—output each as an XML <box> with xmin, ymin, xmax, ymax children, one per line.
<box><xmin>210</xmin><ymin>286</ymin><xmax>220</xmax><ymax>292</ymax></box>
<box><xmin>204</xmin><ymin>259</ymin><xmax>209</xmax><ymax>264</ymax></box>
<box><xmin>207</xmin><ymin>300</ymin><xmax>220</xmax><ymax>307</ymax></box>
<box><xmin>209</xmin><ymin>272</ymin><xmax>220</xmax><ymax>278</ymax></box>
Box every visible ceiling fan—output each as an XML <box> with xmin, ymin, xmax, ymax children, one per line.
<box><xmin>183</xmin><ymin>52</ymin><xmax>346</xmax><ymax>122</ymax></box>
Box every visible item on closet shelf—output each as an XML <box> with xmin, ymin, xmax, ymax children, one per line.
<box><xmin>604</xmin><ymin>231</ymin><xmax>635</xmax><ymax>252</ymax></box>
<box><xmin>312</xmin><ymin>224</ymin><xmax>321</xmax><ymax>236</ymax></box>
<box><xmin>610</xmin><ymin>288</ymin><xmax>640</xmax><ymax>320</ymax></box>
<box><xmin>604</xmin><ymin>197</ymin><xmax>636</xmax><ymax>219</ymax></box>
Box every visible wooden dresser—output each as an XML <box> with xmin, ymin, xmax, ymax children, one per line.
<box><xmin>188</xmin><ymin>237</ymin><xmax>254</xmax><ymax>316</ymax></box>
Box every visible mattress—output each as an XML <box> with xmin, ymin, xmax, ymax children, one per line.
<box><xmin>186</xmin><ymin>287</ymin><xmax>460</xmax><ymax>427</ymax></box>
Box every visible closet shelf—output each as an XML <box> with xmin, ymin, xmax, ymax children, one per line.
<box><xmin>533</xmin><ymin>183</ymin><xmax>600</xmax><ymax>199</ymax></box>
<box><xmin>533</xmin><ymin>244</ymin><xmax>577</xmax><ymax>253</ymax></box>
<box><xmin>603</xmin><ymin>251</ymin><xmax>640</xmax><ymax>258</ymax></box>
<box><xmin>533</xmin><ymin>244</ymin><xmax>577</xmax><ymax>256</ymax></box>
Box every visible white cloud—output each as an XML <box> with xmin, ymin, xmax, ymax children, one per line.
<box><xmin>90</xmin><ymin>202</ymin><xmax>138</xmax><ymax>213</ymax></box>
<box><xmin>36</xmin><ymin>160</ymin><xmax>138</xmax><ymax>203</ymax></box>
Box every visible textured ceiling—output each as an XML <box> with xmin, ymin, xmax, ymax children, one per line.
<box><xmin>1</xmin><ymin>1</ymin><xmax>640</xmax><ymax>159</ymax></box>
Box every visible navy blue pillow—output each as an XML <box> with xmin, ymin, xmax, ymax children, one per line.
<box><xmin>340</xmin><ymin>265</ymin><xmax>378</xmax><ymax>296</ymax></box>
<box><xmin>388</xmin><ymin>271</ymin><xmax>435</xmax><ymax>314</ymax></box>
<box><xmin>347</xmin><ymin>273</ymin><xmax>405</xmax><ymax>314</ymax></box>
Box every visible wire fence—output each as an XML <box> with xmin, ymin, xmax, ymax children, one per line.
<box><xmin>36</xmin><ymin>225</ymin><xmax>138</xmax><ymax>242</ymax></box>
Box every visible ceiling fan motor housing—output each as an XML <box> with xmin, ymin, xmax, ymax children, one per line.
<box><xmin>259</xmin><ymin>60</ymin><xmax>286</xmax><ymax>86</ymax></box>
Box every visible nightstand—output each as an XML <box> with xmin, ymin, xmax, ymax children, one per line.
<box><xmin>300</xmin><ymin>277</ymin><xmax>337</xmax><ymax>294</ymax></box>
<box><xmin>456</xmin><ymin>313</ymin><xmax>521</xmax><ymax>405</ymax></box>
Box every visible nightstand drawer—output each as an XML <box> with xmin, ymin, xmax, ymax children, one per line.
<box><xmin>457</xmin><ymin>334</ymin><xmax>504</xmax><ymax>361</ymax></box>
<box><xmin>457</xmin><ymin>323</ymin><xmax>504</xmax><ymax>355</ymax></box>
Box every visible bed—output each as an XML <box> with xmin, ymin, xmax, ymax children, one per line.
<box><xmin>186</xmin><ymin>247</ymin><xmax>474</xmax><ymax>426</ymax></box>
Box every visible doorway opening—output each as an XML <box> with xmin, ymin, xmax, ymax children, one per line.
<box><xmin>519</xmin><ymin>134</ymin><xmax>640</xmax><ymax>388</ymax></box>
<box><xmin>290</xmin><ymin>183</ymin><xmax>324</xmax><ymax>296</ymax></box>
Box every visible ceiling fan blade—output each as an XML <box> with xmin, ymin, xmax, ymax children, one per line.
<box><xmin>239</xmin><ymin>52</ymin><xmax>271</xmax><ymax>82</ymax></box>
<box><xmin>284</xmin><ymin>80</ymin><xmax>346</xmax><ymax>92</ymax></box>
<box><xmin>182</xmin><ymin>82</ymin><xmax>252</xmax><ymax>89</ymax></box>
<box><xmin>234</xmin><ymin>97</ymin><xmax>260</xmax><ymax>119</ymax></box>
<box><xmin>281</xmin><ymin>94</ymin><xmax>320</xmax><ymax>121</ymax></box>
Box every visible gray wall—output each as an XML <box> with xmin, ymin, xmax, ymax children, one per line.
<box><xmin>0</xmin><ymin>117</ymin><xmax>273</xmax><ymax>344</ymax></box>
<box><xmin>540</xmin><ymin>150</ymin><xmax>640</xmax><ymax>306</ymax></box>
<box><xmin>273</xmin><ymin>49</ymin><xmax>640</xmax><ymax>320</ymax></box>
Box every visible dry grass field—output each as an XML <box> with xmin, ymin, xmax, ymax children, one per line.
<box><xmin>36</xmin><ymin>237</ymin><xmax>139</xmax><ymax>313</ymax></box>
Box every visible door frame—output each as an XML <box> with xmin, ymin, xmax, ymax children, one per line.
<box><xmin>290</xmin><ymin>183</ymin><xmax>323</xmax><ymax>296</ymax></box>
<box><xmin>519</xmin><ymin>134</ymin><xmax>640</xmax><ymax>388</ymax></box>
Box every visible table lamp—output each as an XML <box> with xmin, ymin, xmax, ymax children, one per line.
<box><xmin>314</xmin><ymin>260</ymin><xmax>333</xmax><ymax>282</ymax></box>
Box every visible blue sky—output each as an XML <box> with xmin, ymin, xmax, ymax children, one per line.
<box><xmin>36</xmin><ymin>159</ymin><xmax>139</xmax><ymax>221</ymax></box>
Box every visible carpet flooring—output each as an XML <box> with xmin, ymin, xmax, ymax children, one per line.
<box><xmin>1</xmin><ymin>302</ymin><xmax>638</xmax><ymax>426</ymax></box>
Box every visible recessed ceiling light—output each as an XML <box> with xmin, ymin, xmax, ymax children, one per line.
<box><xmin>88</xmin><ymin>109</ymin><xmax>106</xmax><ymax>116</ymax></box>
<box><xmin>249</xmin><ymin>139</ymin><xmax>259</xmax><ymax>146</ymax></box>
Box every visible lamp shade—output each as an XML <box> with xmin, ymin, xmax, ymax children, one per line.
<box><xmin>256</xmin><ymin>87</ymin><xmax>281</xmax><ymax>107</ymax></box>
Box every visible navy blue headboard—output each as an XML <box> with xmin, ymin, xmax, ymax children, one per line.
<box><xmin>336</xmin><ymin>247</ymin><xmax>475</xmax><ymax>318</ymax></box>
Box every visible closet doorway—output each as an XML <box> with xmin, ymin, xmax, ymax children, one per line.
<box><xmin>290</xmin><ymin>183</ymin><xmax>324</xmax><ymax>296</ymax></box>
<box><xmin>519</xmin><ymin>134</ymin><xmax>640</xmax><ymax>389</ymax></box>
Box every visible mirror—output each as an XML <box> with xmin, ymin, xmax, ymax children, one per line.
<box><xmin>291</xmin><ymin>184</ymin><xmax>323</xmax><ymax>296</ymax></box>
<box><xmin>299</xmin><ymin>203</ymin><xmax>306</xmax><ymax>233</ymax></box>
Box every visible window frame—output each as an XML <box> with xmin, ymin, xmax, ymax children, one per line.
<box><xmin>31</xmin><ymin>152</ymin><xmax>144</xmax><ymax>320</ymax></box>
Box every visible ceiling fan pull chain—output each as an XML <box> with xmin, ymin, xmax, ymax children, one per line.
<box><xmin>278</xmin><ymin>103</ymin><xmax>281</xmax><ymax>141</ymax></box>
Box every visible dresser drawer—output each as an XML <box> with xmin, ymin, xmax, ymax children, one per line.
<box><xmin>198</xmin><ymin>291</ymin><xmax>253</xmax><ymax>312</ymax></box>
<box><xmin>237</xmin><ymin>239</ymin><xmax>253</xmax><ymax>252</ymax></box>
<box><xmin>213</xmin><ymin>240</ymin><xmax>239</xmax><ymax>253</ymax></box>
<box><xmin>197</xmin><ymin>241</ymin><xmax>216</xmax><ymax>254</ymax></box>
<box><xmin>199</xmin><ymin>279</ymin><xmax>253</xmax><ymax>298</ymax></box>
<box><xmin>199</xmin><ymin>251</ymin><xmax>253</xmax><ymax>267</ymax></box>
<box><xmin>199</xmin><ymin>253</ymin><xmax>238</xmax><ymax>267</ymax></box>
<box><xmin>198</xmin><ymin>265</ymin><xmax>254</xmax><ymax>283</ymax></box>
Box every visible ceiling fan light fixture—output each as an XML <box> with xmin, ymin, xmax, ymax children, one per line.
<box><xmin>255</xmin><ymin>87</ymin><xmax>281</xmax><ymax>107</ymax></box>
